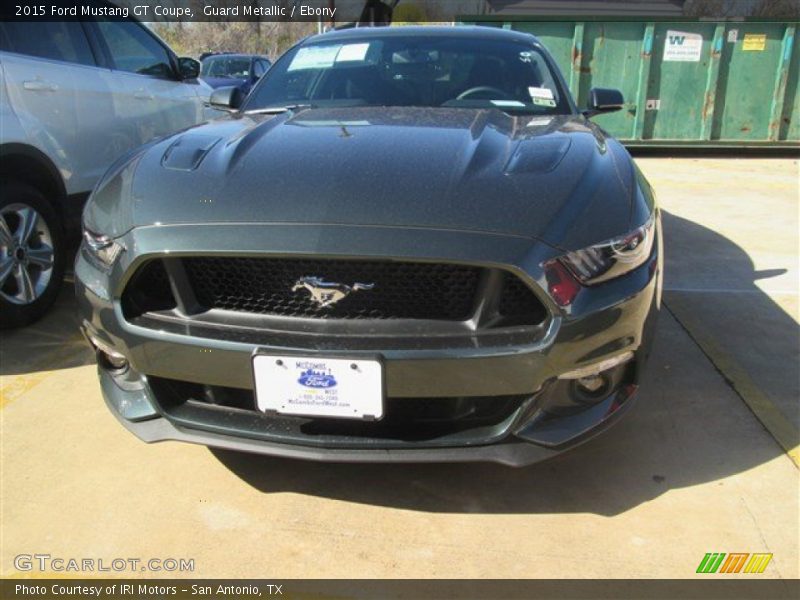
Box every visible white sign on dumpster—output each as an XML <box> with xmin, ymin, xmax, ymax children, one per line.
<box><xmin>663</xmin><ymin>30</ymin><xmax>703</xmax><ymax>62</ymax></box>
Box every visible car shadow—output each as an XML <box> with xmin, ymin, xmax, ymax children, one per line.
<box><xmin>660</xmin><ymin>210</ymin><xmax>799</xmax><ymax>433</ymax></box>
<box><xmin>211</xmin><ymin>209</ymin><xmax>798</xmax><ymax>515</ymax></box>
<box><xmin>0</xmin><ymin>279</ymin><xmax>95</xmax><ymax>377</ymax></box>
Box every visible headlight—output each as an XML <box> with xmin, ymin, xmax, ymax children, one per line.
<box><xmin>560</xmin><ymin>215</ymin><xmax>655</xmax><ymax>286</ymax></box>
<box><xmin>542</xmin><ymin>215</ymin><xmax>656</xmax><ymax>307</ymax></box>
<box><xmin>82</xmin><ymin>229</ymin><xmax>123</xmax><ymax>270</ymax></box>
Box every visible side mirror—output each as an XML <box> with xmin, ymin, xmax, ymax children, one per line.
<box><xmin>177</xmin><ymin>57</ymin><xmax>200</xmax><ymax>80</ymax></box>
<box><xmin>209</xmin><ymin>86</ymin><xmax>244</xmax><ymax>111</ymax></box>
<box><xmin>584</xmin><ymin>87</ymin><xmax>624</xmax><ymax>118</ymax></box>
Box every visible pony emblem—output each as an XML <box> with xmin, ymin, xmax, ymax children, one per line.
<box><xmin>292</xmin><ymin>276</ymin><xmax>375</xmax><ymax>308</ymax></box>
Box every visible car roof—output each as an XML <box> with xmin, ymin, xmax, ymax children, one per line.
<box><xmin>201</xmin><ymin>54</ymin><xmax>268</xmax><ymax>61</ymax></box>
<box><xmin>306</xmin><ymin>25</ymin><xmax>540</xmax><ymax>46</ymax></box>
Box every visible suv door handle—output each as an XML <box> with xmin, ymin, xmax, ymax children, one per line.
<box><xmin>134</xmin><ymin>90</ymin><xmax>154</xmax><ymax>100</ymax></box>
<box><xmin>23</xmin><ymin>80</ymin><xmax>58</xmax><ymax>92</ymax></box>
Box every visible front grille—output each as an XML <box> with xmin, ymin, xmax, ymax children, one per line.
<box><xmin>183</xmin><ymin>257</ymin><xmax>481</xmax><ymax>321</ymax></box>
<box><xmin>499</xmin><ymin>272</ymin><xmax>546</xmax><ymax>323</ymax></box>
<box><xmin>122</xmin><ymin>256</ymin><xmax>548</xmax><ymax>327</ymax></box>
<box><xmin>121</xmin><ymin>259</ymin><xmax>176</xmax><ymax>319</ymax></box>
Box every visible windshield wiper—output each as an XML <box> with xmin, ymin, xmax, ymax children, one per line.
<box><xmin>244</xmin><ymin>104</ymin><xmax>314</xmax><ymax>115</ymax></box>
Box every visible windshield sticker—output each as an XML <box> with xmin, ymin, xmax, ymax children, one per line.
<box><xmin>527</xmin><ymin>117</ymin><xmax>553</xmax><ymax>127</ymax></box>
<box><xmin>519</xmin><ymin>51</ymin><xmax>534</xmax><ymax>63</ymax></box>
<box><xmin>491</xmin><ymin>100</ymin><xmax>526</xmax><ymax>107</ymax></box>
<box><xmin>336</xmin><ymin>43</ymin><xmax>370</xmax><ymax>62</ymax></box>
<box><xmin>288</xmin><ymin>45</ymin><xmax>341</xmax><ymax>71</ymax></box>
<box><xmin>528</xmin><ymin>86</ymin><xmax>554</xmax><ymax>100</ymax></box>
<box><xmin>533</xmin><ymin>98</ymin><xmax>556</xmax><ymax>107</ymax></box>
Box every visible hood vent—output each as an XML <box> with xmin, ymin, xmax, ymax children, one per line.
<box><xmin>161</xmin><ymin>134</ymin><xmax>220</xmax><ymax>171</ymax></box>
<box><xmin>504</xmin><ymin>137</ymin><xmax>571</xmax><ymax>175</ymax></box>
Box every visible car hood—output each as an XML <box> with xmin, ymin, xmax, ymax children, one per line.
<box><xmin>87</xmin><ymin>106</ymin><xmax>637</xmax><ymax>251</ymax></box>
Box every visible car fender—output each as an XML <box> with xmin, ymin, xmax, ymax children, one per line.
<box><xmin>0</xmin><ymin>60</ymin><xmax>26</xmax><ymax>144</ymax></box>
<box><xmin>0</xmin><ymin>54</ymin><xmax>80</xmax><ymax>195</ymax></box>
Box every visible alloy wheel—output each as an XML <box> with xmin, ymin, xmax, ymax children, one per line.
<box><xmin>0</xmin><ymin>202</ymin><xmax>55</xmax><ymax>305</ymax></box>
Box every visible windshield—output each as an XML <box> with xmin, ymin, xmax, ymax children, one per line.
<box><xmin>244</xmin><ymin>35</ymin><xmax>572</xmax><ymax>114</ymax></box>
<box><xmin>201</xmin><ymin>56</ymin><xmax>251</xmax><ymax>79</ymax></box>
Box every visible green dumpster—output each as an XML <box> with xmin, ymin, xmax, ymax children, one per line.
<box><xmin>460</xmin><ymin>18</ymin><xmax>799</xmax><ymax>147</ymax></box>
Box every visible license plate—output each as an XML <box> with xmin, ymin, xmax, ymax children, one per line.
<box><xmin>252</xmin><ymin>353</ymin><xmax>384</xmax><ymax>420</ymax></box>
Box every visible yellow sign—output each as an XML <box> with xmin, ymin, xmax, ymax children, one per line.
<box><xmin>742</xmin><ymin>33</ymin><xmax>767</xmax><ymax>51</ymax></box>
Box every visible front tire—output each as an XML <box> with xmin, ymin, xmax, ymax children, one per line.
<box><xmin>0</xmin><ymin>182</ymin><xmax>65</xmax><ymax>328</ymax></box>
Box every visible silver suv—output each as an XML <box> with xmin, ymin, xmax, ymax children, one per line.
<box><xmin>0</xmin><ymin>18</ymin><xmax>213</xmax><ymax>327</ymax></box>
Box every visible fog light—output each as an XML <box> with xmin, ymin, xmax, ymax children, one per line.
<box><xmin>577</xmin><ymin>373</ymin><xmax>607</xmax><ymax>394</ymax></box>
<box><xmin>572</xmin><ymin>371</ymin><xmax>613</xmax><ymax>405</ymax></box>
<box><xmin>85</xmin><ymin>332</ymin><xmax>128</xmax><ymax>371</ymax></box>
<box><xmin>102</xmin><ymin>351</ymin><xmax>129</xmax><ymax>370</ymax></box>
<box><xmin>558</xmin><ymin>351</ymin><xmax>634</xmax><ymax>380</ymax></box>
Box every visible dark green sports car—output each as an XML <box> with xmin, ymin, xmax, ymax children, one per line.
<box><xmin>76</xmin><ymin>26</ymin><xmax>662</xmax><ymax>466</ymax></box>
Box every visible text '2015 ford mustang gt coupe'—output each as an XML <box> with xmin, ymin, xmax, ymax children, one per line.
<box><xmin>76</xmin><ymin>26</ymin><xmax>662</xmax><ymax>467</ymax></box>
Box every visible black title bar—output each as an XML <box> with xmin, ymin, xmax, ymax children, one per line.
<box><xmin>2</xmin><ymin>0</ymin><xmax>798</xmax><ymax>23</ymax></box>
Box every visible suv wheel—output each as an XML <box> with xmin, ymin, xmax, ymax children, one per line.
<box><xmin>0</xmin><ymin>182</ymin><xmax>65</xmax><ymax>328</ymax></box>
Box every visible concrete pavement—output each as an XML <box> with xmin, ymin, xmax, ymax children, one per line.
<box><xmin>637</xmin><ymin>157</ymin><xmax>799</xmax><ymax>462</ymax></box>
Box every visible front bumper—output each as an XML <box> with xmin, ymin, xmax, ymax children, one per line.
<box><xmin>99</xmin><ymin>365</ymin><xmax>639</xmax><ymax>467</ymax></box>
<box><xmin>76</xmin><ymin>222</ymin><xmax>661</xmax><ymax>466</ymax></box>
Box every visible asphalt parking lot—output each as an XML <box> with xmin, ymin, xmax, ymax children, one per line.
<box><xmin>1</xmin><ymin>157</ymin><xmax>798</xmax><ymax>580</ymax></box>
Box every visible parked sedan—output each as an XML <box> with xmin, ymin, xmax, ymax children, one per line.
<box><xmin>76</xmin><ymin>26</ymin><xmax>662</xmax><ymax>466</ymax></box>
<box><xmin>200</xmin><ymin>53</ymin><xmax>271</xmax><ymax>96</ymax></box>
<box><xmin>0</xmin><ymin>18</ymin><xmax>213</xmax><ymax>328</ymax></box>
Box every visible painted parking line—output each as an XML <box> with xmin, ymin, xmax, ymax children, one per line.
<box><xmin>665</xmin><ymin>296</ymin><xmax>799</xmax><ymax>469</ymax></box>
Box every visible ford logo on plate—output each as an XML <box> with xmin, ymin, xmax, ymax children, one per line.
<box><xmin>298</xmin><ymin>368</ymin><xmax>338</xmax><ymax>389</ymax></box>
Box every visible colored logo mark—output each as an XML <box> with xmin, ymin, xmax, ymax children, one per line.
<box><xmin>696</xmin><ymin>553</ymin><xmax>772</xmax><ymax>574</ymax></box>
<box><xmin>298</xmin><ymin>368</ymin><xmax>337</xmax><ymax>389</ymax></box>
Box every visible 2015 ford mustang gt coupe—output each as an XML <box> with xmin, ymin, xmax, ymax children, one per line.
<box><xmin>76</xmin><ymin>26</ymin><xmax>662</xmax><ymax>466</ymax></box>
